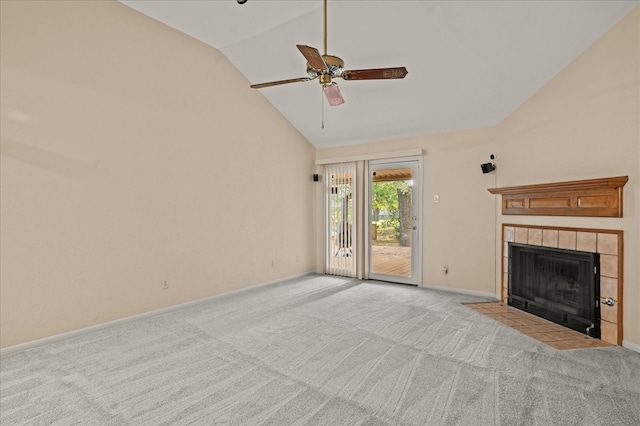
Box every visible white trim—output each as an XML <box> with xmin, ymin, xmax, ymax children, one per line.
<box><xmin>622</xmin><ymin>339</ymin><xmax>640</xmax><ymax>354</ymax></box>
<box><xmin>419</xmin><ymin>283</ymin><xmax>499</xmax><ymax>300</ymax></box>
<box><xmin>362</xmin><ymin>161</ymin><xmax>371</xmax><ymax>280</ymax></box>
<box><xmin>315</xmin><ymin>148</ymin><xmax>423</xmax><ymax>165</ymax></box>
<box><xmin>1</xmin><ymin>272</ymin><xmax>315</xmax><ymax>358</ymax></box>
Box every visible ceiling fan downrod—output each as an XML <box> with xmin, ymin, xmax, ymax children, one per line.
<box><xmin>323</xmin><ymin>0</ymin><xmax>328</xmax><ymax>56</ymax></box>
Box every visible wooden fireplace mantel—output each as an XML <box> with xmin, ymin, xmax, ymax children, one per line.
<box><xmin>488</xmin><ymin>176</ymin><xmax>628</xmax><ymax>217</ymax></box>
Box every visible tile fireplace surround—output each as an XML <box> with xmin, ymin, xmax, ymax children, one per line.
<box><xmin>501</xmin><ymin>224</ymin><xmax>623</xmax><ymax>345</ymax></box>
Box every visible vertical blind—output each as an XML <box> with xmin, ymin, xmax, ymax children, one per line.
<box><xmin>325</xmin><ymin>162</ymin><xmax>356</xmax><ymax>277</ymax></box>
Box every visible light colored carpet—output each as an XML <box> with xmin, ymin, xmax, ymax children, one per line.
<box><xmin>1</xmin><ymin>275</ymin><xmax>639</xmax><ymax>425</ymax></box>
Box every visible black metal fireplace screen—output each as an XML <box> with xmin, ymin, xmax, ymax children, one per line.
<box><xmin>508</xmin><ymin>243</ymin><xmax>600</xmax><ymax>338</ymax></box>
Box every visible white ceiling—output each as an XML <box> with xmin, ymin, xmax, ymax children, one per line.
<box><xmin>119</xmin><ymin>0</ymin><xmax>638</xmax><ymax>149</ymax></box>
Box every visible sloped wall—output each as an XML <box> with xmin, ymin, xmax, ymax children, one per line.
<box><xmin>0</xmin><ymin>1</ymin><xmax>316</xmax><ymax>348</ymax></box>
<box><xmin>494</xmin><ymin>6</ymin><xmax>639</xmax><ymax>347</ymax></box>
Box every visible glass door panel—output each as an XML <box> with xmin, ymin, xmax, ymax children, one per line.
<box><xmin>325</xmin><ymin>162</ymin><xmax>356</xmax><ymax>277</ymax></box>
<box><xmin>369</xmin><ymin>159</ymin><xmax>421</xmax><ymax>285</ymax></box>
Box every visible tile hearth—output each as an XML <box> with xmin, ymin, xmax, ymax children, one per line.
<box><xmin>501</xmin><ymin>224</ymin><xmax>623</xmax><ymax>345</ymax></box>
<box><xmin>465</xmin><ymin>302</ymin><xmax>612</xmax><ymax>350</ymax></box>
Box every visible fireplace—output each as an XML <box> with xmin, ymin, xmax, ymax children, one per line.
<box><xmin>509</xmin><ymin>243</ymin><xmax>600</xmax><ymax>338</ymax></box>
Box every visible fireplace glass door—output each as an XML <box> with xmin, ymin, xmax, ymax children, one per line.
<box><xmin>509</xmin><ymin>243</ymin><xmax>600</xmax><ymax>337</ymax></box>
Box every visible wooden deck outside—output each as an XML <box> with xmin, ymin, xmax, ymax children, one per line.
<box><xmin>371</xmin><ymin>245</ymin><xmax>411</xmax><ymax>277</ymax></box>
<box><xmin>330</xmin><ymin>244</ymin><xmax>411</xmax><ymax>277</ymax></box>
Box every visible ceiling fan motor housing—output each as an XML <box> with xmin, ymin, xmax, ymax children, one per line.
<box><xmin>307</xmin><ymin>54</ymin><xmax>345</xmax><ymax>83</ymax></box>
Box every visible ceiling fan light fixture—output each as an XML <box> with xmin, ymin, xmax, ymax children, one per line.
<box><xmin>323</xmin><ymin>83</ymin><xmax>344</xmax><ymax>106</ymax></box>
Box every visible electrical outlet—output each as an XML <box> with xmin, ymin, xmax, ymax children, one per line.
<box><xmin>433</xmin><ymin>194</ymin><xmax>440</xmax><ymax>203</ymax></box>
<box><xmin>442</xmin><ymin>264</ymin><xmax>448</xmax><ymax>274</ymax></box>
<box><xmin>271</xmin><ymin>259</ymin><xmax>277</xmax><ymax>267</ymax></box>
<box><xmin>160</xmin><ymin>279</ymin><xmax>170</xmax><ymax>290</ymax></box>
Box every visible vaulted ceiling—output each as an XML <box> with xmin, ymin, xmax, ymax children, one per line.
<box><xmin>119</xmin><ymin>1</ymin><xmax>638</xmax><ymax>148</ymax></box>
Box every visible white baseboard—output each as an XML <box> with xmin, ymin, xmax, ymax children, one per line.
<box><xmin>418</xmin><ymin>283</ymin><xmax>499</xmax><ymax>300</ymax></box>
<box><xmin>1</xmin><ymin>271</ymin><xmax>315</xmax><ymax>358</ymax></box>
<box><xmin>622</xmin><ymin>339</ymin><xmax>640</xmax><ymax>354</ymax></box>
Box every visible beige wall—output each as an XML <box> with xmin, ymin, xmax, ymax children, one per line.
<box><xmin>316</xmin><ymin>128</ymin><xmax>499</xmax><ymax>298</ymax></box>
<box><xmin>317</xmin><ymin>6</ymin><xmax>640</xmax><ymax>347</ymax></box>
<box><xmin>495</xmin><ymin>6</ymin><xmax>639</xmax><ymax>347</ymax></box>
<box><xmin>0</xmin><ymin>1</ymin><xmax>316</xmax><ymax>348</ymax></box>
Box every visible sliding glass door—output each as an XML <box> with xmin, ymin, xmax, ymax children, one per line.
<box><xmin>368</xmin><ymin>158</ymin><xmax>421</xmax><ymax>285</ymax></box>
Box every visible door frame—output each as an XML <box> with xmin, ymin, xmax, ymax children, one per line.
<box><xmin>366</xmin><ymin>156</ymin><xmax>423</xmax><ymax>285</ymax></box>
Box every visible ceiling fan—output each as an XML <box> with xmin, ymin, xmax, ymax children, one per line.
<box><xmin>250</xmin><ymin>0</ymin><xmax>408</xmax><ymax>106</ymax></box>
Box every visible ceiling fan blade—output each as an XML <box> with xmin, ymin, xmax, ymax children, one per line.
<box><xmin>250</xmin><ymin>77</ymin><xmax>311</xmax><ymax>89</ymax></box>
<box><xmin>341</xmin><ymin>67</ymin><xmax>408</xmax><ymax>81</ymax></box>
<box><xmin>297</xmin><ymin>45</ymin><xmax>328</xmax><ymax>71</ymax></box>
<box><xmin>323</xmin><ymin>82</ymin><xmax>344</xmax><ymax>106</ymax></box>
